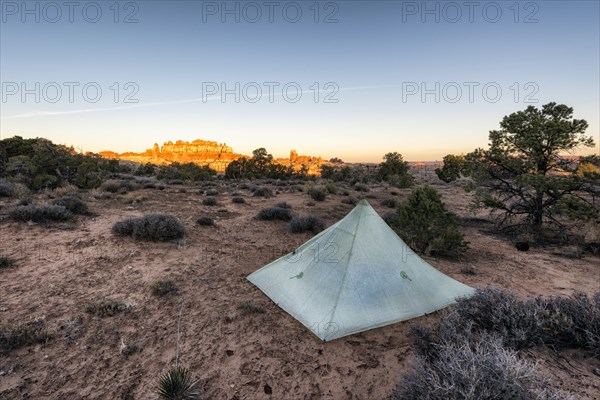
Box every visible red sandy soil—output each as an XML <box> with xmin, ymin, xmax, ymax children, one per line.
<box><xmin>1</xmin><ymin>170</ymin><xmax>599</xmax><ymax>399</ymax></box>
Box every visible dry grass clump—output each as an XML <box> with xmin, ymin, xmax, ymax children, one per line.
<box><xmin>85</xmin><ymin>299</ymin><xmax>128</xmax><ymax>317</ymax></box>
<box><xmin>205</xmin><ymin>189</ymin><xmax>219</xmax><ymax>196</ymax></box>
<box><xmin>257</xmin><ymin>207</ymin><xmax>293</xmax><ymax>221</ymax></box>
<box><xmin>0</xmin><ymin>320</ymin><xmax>53</xmax><ymax>353</ymax></box>
<box><xmin>0</xmin><ymin>256</ymin><xmax>16</xmax><ymax>269</ymax></box>
<box><xmin>101</xmin><ymin>179</ymin><xmax>137</xmax><ymax>193</ymax></box>
<box><xmin>308</xmin><ymin>187</ymin><xmax>327</xmax><ymax>201</ymax></box>
<box><xmin>51</xmin><ymin>196</ymin><xmax>88</xmax><ymax>215</ymax></box>
<box><xmin>112</xmin><ymin>214</ymin><xmax>185</xmax><ymax>241</ymax></box>
<box><xmin>397</xmin><ymin>287</ymin><xmax>599</xmax><ymax>399</ymax></box>
<box><xmin>341</xmin><ymin>196</ymin><xmax>359</xmax><ymax>206</ymax></box>
<box><xmin>237</xmin><ymin>300</ymin><xmax>266</xmax><ymax>316</ymax></box>
<box><xmin>196</xmin><ymin>216</ymin><xmax>215</xmax><ymax>226</ymax></box>
<box><xmin>202</xmin><ymin>196</ymin><xmax>218</xmax><ymax>206</ymax></box>
<box><xmin>354</xmin><ymin>183</ymin><xmax>370</xmax><ymax>192</ymax></box>
<box><xmin>10</xmin><ymin>204</ymin><xmax>73</xmax><ymax>222</ymax></box>
<box><xmin>150</xmin><ymin>278</ymin><xmax>179</xmax><ymax>297</ymax></box>
<box><xmin>289</xmin><ymin>216</ymin><xmax>325</xmax><ymax>234</ymax></box>
<box><xmin>231</xmin><ymin>196</ymin><xmax>245</xmax><ymax>204</ymax></box>
<box><xmin>253</xmin><ymin>187</ymin><xmax>273</xmax><ymax>198</ymax></box>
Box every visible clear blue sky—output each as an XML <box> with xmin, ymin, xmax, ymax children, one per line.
<box><xmin>1</xmin><ymin>0</ymin><xmax>598</xmax><ymax>161</ymax></box>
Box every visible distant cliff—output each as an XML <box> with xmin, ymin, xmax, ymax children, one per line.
<box><xmin>100</xmin><ymin>140</ymin><xmax>330</xmax><ymax>174</ymax></box>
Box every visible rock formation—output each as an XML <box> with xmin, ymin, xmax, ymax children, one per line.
<box><xmin>102</xmin><ymin>140</ymin><xmax>330</xmax><ymax>175</ymax></box>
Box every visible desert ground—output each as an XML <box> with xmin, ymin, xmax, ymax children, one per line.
<box><xmin>1</xmin><ymin>165</ymin><xmax>599</xmax><ymax>400</ymax></box>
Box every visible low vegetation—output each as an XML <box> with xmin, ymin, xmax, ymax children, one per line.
<box><xmin>253</xmin><ymin>187</ymin><xmax>273</xmax><ymax>198</ymax></box>
<box><xmin>202</xmin><ymin>197</ymin><xmax>218</xmax><ymax>206</ymax></box>
<box><xmin>85</xmin><ymin>299</ymin><xmax>128</xmax><ymax>317</ymax></box>
<box><xmin>0</xmin><ymin>320</ymin><xmax>53</xmax><ymax>353</ymax></box>
<box><xmin>157</xmin><ymin>366</ymin><xmax>201</xmax><ymax>400</ymax></box>
<box><xmin>151</xmin><ymin>278</ymin><xmax>179</xmax><ymax>297</ymax></box>
<box><xmin>11</xmin><ymin>204</ymin><xmax>73</xmax><ymax>223</ymax></box>
<box><xmin>397</xmin><ymin>288</ymin><xmax>599</xmax><ymax>398</ymax></box>
<box><xmin>231</xmin><ymin>196</ymin><xmax>246</xmax><ymax>204</ymax></box>
<box><xmin>289</xmin><ymin>216</ymin><xmax>325</xmax><ymax>234</ymax></box>
<box><xmin>112</xmin><ymin>214</ymin><xmax>185</xmax><ymax>241</ymax></box>
<box><xmin>393</xmin><ymin>186</ymin><xmax>467</xmax><ymax>258</ymax></box>
<box><xmin>257</xmin><ymin>207</ymin><xmax>293</xmax><ymax>221</ymax></box>
<box><xmin>51</xmin><ymin>196</ymin><xmax>88</xmax><ymax>215</ymax></box>
<box><xmin>196</xmin><ymin>216</ymin><xmax>215</xmax><ymax>226</ymax></box>
<box><xmin>0</xmin><ymin>256</ymin><xmax>16</xmax><ymax>269</ymax></box>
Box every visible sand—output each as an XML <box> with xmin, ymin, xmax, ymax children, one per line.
<box><xmin>1</xmin><ymin>171</ymin><xmax>598</xmax><ymax>399</ymax></box>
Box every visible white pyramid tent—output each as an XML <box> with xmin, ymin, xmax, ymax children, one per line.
<box><xmin>247</xmin><ymin>200</ymin><xmax>475</xmax><ymax>341</ymax></box>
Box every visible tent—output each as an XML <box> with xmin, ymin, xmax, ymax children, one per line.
<box><xmin>247</xmin><ymin>200</ymin><xmax>475</xmax><ymax>341</ymax></box>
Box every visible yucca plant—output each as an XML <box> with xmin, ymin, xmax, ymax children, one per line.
<box><xmin>157</xmin><ymin>366</ymin><xmax>201</xmax><ymax>400</ymax></box>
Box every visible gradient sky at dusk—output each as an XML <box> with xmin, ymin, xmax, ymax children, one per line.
<box><xmin>1</xmin><ymin>0</ymin><xmax>598</xmax><ymax>161</ymax></box>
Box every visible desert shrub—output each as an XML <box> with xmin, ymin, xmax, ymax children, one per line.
<box><xmin>253</xmin><ymin>187</ymin><xmax>273</xmax><ymax>198</ymax></box>
<box><xmin>85</xmin><ymin>299</ymin><xmax>128</xmax><ymax>317</ymax></box>
<box><xmin>239</xmin><ymin>183</ymin><xmax>251</xmax><ymax>190</ymax></box>
<box><xmin>411</xmin><ymin>288</ymin><xmax>600</xmax><ymax>357</ymax></box>
<box><xmin>196</xmin><ymin>216</ymin><xmax>215</xmax><ymax>226</ymax></box>
<box><xmin>396</xmin><ymin>333</ymin><xmax>566</xmax><ymax>400</ymax></box>
<box><xmin>205</xmin><ymin>189</ymin><xmax>219</xmax><ymax>196</ymax></box>
<box><xmin>231</xmin><ymin>196</ymin><xmax>246</xmax><ymax>204</ymax></box>
<box><xmin>354</xmin><ymin>183</ymin><xmax>370</xmax><ymax>192</ymax></box>
<box><xmin>289</xmin><ymin>216</ymin><xmax>325</xmax><ymax>234</ymax></box>
<box><xmin>112</xmin><ymin>214</ymin><xmax>185</xmax><ymax>241</ymax></box>
<box><xmin>275</xmin><ymin>201</ymin><xmax>292</xmax><ymax>209</ymax></box>
<box><xmin>0</xmin><ymin>320</ymin><xmax>53</xmax><ymax>353</ymax></box>
<box><xmin>135</xmin><ymin>163</ymin><xmax>156</xmax><ymax>176</ymax></box>
<box><xmin>157</xmin><ymin>366</ymin><xmax>201</xmax><ymax>400</ymax></box>
<box><xmin>0</xmin><ymin>256</ymin><xmax>16</xmax><ymax>269</ymax></box>
<box><xmin>202</xmin><ymin>196</ymin><xmax>218</xmax><ymax>206</ymax></box>
<box><xmin>382</xmin><ymin>211</ymin><xmax>399</xmax><ymax>226</ymax></box>
<box><xmin>257</xmin><ymin>207</ymin><xmax>293</xmax><ymax>221</ymax></box>
<box><xmin>0</xmin><ymin>180</ymin><xmax>16</xmax><ymax>197</ymax></box>
<box><xmin>101</xmin><ymin>179</ymin><xmax>136</xmax><ymax>193</ymax></box>
<box><xmin>132</xmin><ymin>214</ymin><xmax>185</xmax><ymax>241</ymax></box>
<box><xmin>325</xmin><ymin>182</ymin><xmax>338</xmax><ymax>194</ymax></box>
<box><xmin>112</xmin><ymin>218</ymin><xmax>137</xmax><ymax>236</ymax></box>
<box><xmin>10</xmin><ymin>204</ymin><xmax>72</xmax><ymax>222</ymax></box>
<box><xmin>395</xmin><ymin>186</ymin><xmax>467</xmax><ymax>258</ymax></box>
<box><xmin>237</xmin><ymin>300</ymin><xmax>266</xmax><ymax>315</ymax></box>
<box><xmin>582</xmin><ymin>221</ymin><xmax>600</xmax><ymax>254</ymax></box>
<box><xmin>51</xmin><ymin>196</ymin><xmax>88</xmax><ymax>215</ymax></box>
<box><xmin>308</xmin><ymin>187</ymin><xmax>327</xmax><ymax>201</ymax></box>
<box><xmin>380</xmin><ymin>198</ymin><xmax>397</xmax><ymax>208</ymax></box>
<box><xmin>341</xmin><ymin>196</ymin><xmax>359</xmax><ymax>206</ymax></box>
<box><xmin>169</xmin><ymin>179</ymin><xmax>184</xmax><ymax>185</ymax></box>
<box><xmin>48</xmin><ymin>185</ymin><xmax>78</xmax><ymax>200</ymax></box>
<box><xmin>151</xmin><ymin>278</ymin><xmax>178</xmax><ymax>297</ymax></box>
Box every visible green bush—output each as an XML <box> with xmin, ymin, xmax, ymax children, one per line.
<box><xmin>10</xmin><ymin>204</ymin><xmax>73</xmax><ymax>223</ymax></box>
<box><xmin>257</xmin><ymin>207</ymin><xmax>293</xmax><ymax>221</ymax></box>
<box><xmin>51</xmin><ymin>196</ymin><xmax>88</xmax><ymax>215</ymax></box>
<box><xmin>112</xmin><ymin>214</ymin><xmax>185</xmax><ymax>242</ymax></box>
<box><xmin>394</xmin><ymin>186</ymin><xmax>467</xmax><ymax>258</ymax></box>
<box><xmin>289</xmin><ymin>216</ymin><xmax>325</xmax><ymax>234</ymax></box>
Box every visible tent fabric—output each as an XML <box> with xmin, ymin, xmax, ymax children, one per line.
<box><xmin>247</xmin><ymin>199</ymin><xmax>475</xmax><ymax>341</ymax></box>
